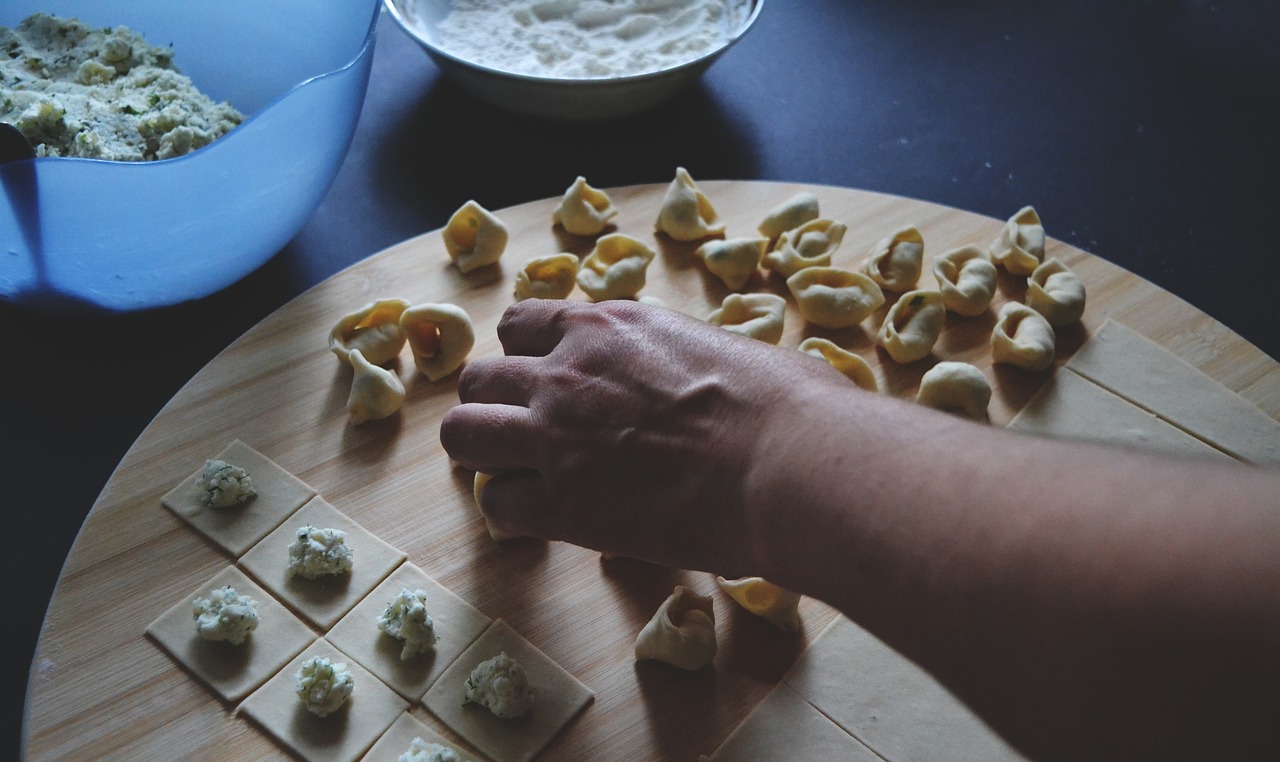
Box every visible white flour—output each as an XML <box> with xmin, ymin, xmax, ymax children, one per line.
<box><xmin>428</xmin><ymin>0</ymin><xmax>743</xmax><ymax>79</ymax></box>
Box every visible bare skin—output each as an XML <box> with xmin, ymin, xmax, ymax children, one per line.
<box><xmin>440</xmin><ymin>298</ymin><xmax>1280</xmax><ymax>761</ymax></box>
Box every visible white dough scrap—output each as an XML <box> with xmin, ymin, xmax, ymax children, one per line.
<box><xmin>577</xmin><ymin>233</ymin><xmax>656</xmax><ymax>301</ymax></box>
<box><xmin>876</xmin><ymin>290</ymin><xmax>945</xmax><ymax>364</ymax></box>
<box><xmin>786</xmin><ymin>266</ymin><xmax>885</xmax><ymax>329</ymax></box>
<box><xmin>798</xmin><ymin>338</ymin><xmax>878</xmax><ymax>392</ymax></box>
<box><xmin>707</xmin><ymin>292</ymin><xmax>786</xmax><ymax>344</ymax></box>
<box><xmin>635</xmin><ymin>585</ymin><xmax>717</xmax><ymax>671</ymax></box>
<box><xmin>553</xmin><ymin>175</ymin><xmax>618</xmax><ymax>236</ymax></box>
<box><xmin>329</xmin><ymin>297</ymin><xmax>411</xmax><ymax>366</ymax></box>
<box><xmin>347</xmin><ymin>348</ymin><xmax>406</xmax><ymax>424</ymax></box>
<box><xmin>1027</xmin><ymin>258</ymin><xmax>1086</xmax><ymax>327</ymax></box>
<box><xmin>655</xmin><ymin>166</ymin><xmax>726</xmax><ymax>241</ymax></box>
<box><xmin>295</xmin><ymin>655</ymin><xmax>354</xmax><ymax>717</ymax></box>
<box><xmin>195</xmin><ymin>459</ymin><xmax>256</xmax><ymax>508</ymax></box>
<box><xmin>991</xmin><ymin>302</ymin><xmax>1056</xmax><ymax>371</ymax></box>
<box><xmin>377</xmin><ymin>587</ymin><xmax>439</xmax><ymax>660</ymax></box>
<box><xmin>400</xmin><ymin>303</ymin><xmax>476</xmax><ymax>382</ymax></box>
<box><xmin>287</xmin><ymin>524</ymin><xmax>354</xmax><ymax>579</ymax></box>
<box><xmin>514</xmin><ymin>253</ymin><xmax>581</xmax><ymax>300</ymax></box>
<box><xmin>933</xmin><ymin>244</ymin><xmax>998</xmax><ymax>316</ymax></box>
<box><xmin>716</xmin><ymin>576</ymin><xmax>802</xmax><ymax>632</ymax></box>
<box><xmin>860</xmin><ymin>226</ymin><xmax>925</xmax><ymax>292</ymax></box>
<box><xmin>989</xmin><ymin>205</ymin><xmax>1046</xmax><ymax>275</ymax></box>
<box><xmin>444</xmin><ymin>200</ymin><xmax>509</xmax><ymax>274</ymax></box>
<box><xmin>757</xmin><ymin>191</ymin><xmax>820</xmax><ymax>240</ymax></box>
<box><xmin>192</xmin><ymin>585</ymin><xmax>260</xmax><ymax>645</ymax></box>
<box><xmin>763</xmin><ymin>218</ymin><xmax>847</xmax><ymax>278</ymax></box>
<box><xmin>916</xmin><ymin>361</ymin><xmax>992</xmax><ymax>423</ymax></box>
<box><xmin>697</xmin><ymin>236</ymin><xmax>768</xmax><ymax>291</ymax></box>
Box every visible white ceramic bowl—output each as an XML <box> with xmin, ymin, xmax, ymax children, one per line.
<box><xmin>385</xmin><ymin>0</ymin><xmax>764</xmax><ymax>121</ymax></box>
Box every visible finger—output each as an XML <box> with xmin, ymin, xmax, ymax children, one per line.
<box><xmin>457</xmin><ymin>355</ymin><xmax>541</xmax><ymax>406</ymax></box>
<box><xmin>474</xmin><ymin>469</ymin><xmax>560</xmax><ymax>542</ymax></box>
<box><xmin>439</xmin><ymin>403</ymin><xmax>540</xmax><ymax>472</ymax></box>
<box><xmin>496</xmin><ymin>298</ymin><xmax>581</xmax><ymax>357</ymax></box>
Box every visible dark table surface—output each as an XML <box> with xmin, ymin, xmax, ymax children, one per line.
<box><xmin>8</xmin><ymin>2</ymin><xmax>1279</xmax><ymax>756</ymax></box>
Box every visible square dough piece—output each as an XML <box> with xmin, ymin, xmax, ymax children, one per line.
<box><xmin>239</xmin><ymin>638</ymin><xmax>409</xmax><ymax>762</ymax></box>
<box><xmin>783</xmin><ymin>616</ymin><xmax>1029</xmax><ymax>762</ymax></box>
<box><xmin>161</xmin><ymin>439</ymin><xmax>317</xmax><ymax>557</ymax></box>
<box><xmin>145</xmin><ymin>565</ymin><xmax>315</xmax><ymax>702</ymax></box>
<box><xmin>1065</xmin><ymin>319</ymin><xmax>1280</xmax><ymax>465</ymax></box>
<box><xmin>359</xmin><ymin>711</ymin><xmax>476</xmax><ymax>762</ymax></box>
<box><xmin>328</xmin><ymin>563</ymin><xmax>493</xmax><ymax>702</ymax></box>
<box><xmin>705</xmin><ymin>682</ymin><xmax>881</xmax><ymax>761</ymax></box>
<box><xmin>423</xmin><ymin>619</ymin><xmax>594</xmax><ymax>762</ymax></box>
<box><xmin>1008</xmin><ymin>369</ymin><xmax>1236</xmax><ymax>462</ymax></box>
<box><xmin>238</xmin><ymin>496</ymin><xmax>407</xmax><ymax>630</ymax></box>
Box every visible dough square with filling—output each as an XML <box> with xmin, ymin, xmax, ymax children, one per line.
<box><xmin>359</xmin><ymin>711</ymin><xmax>476</xmax><ymax>762</ymax></box>
<box><xmin>145</xmin><ymin>565</ymin><xmax>314</xmax><ymax>702</ymax></box>
<box><xmin>161</xmin><ymin>439</ymin><xmax>317</xmax><ymax>557</ymax></box>
<box><xmin>423</xmin><ymin>619</ymin><xmax>594</xmax><ymax>762</ymax></box>
<box><xmin>705</xmin><ymin>682</ymin><xmax>881</xmax><ymax>761</ymax></box>
<box><xmin>239</xmin><ymin>638</ymin><xmax>408</xmax><ymax>762</ymax></box>
<box><xmin>328</xmin><ymin>562</ymin><xmax>493</xmax><ymax>703</ymax></box>
<box><xmin>238</xmin><ymin>496</ymin><xmax>407</xmax><ymax>630</ymax></box>
<box><xmin>783</xmin><ymin>616</ymin><xmax>1029</xmax><ymax>762</ymax></box>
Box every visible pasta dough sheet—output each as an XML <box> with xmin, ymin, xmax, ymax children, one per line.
<box><xmin>704</xmin><ymin>682</ymin><xmax>882</xmax><ymax>761</ymax></box>
<box><xmin>327</xmin><ymin>562</ymin><xmax>493</xmax><ymax>702</ymax></box>
<box><xmin>783</xmin><ymin>616</ymin><xmax>1029</xmax><ymax>762</ymax></box>
<box><xmin>1008</xmin><ymin>369</ymin><xmax>1236</xmax><ymax>462</ymax></box>
<box><xmin>358</xmin><ymin>711</ymin><xmax>476</xmax><ymax>762</ymax></box>
<box><xmin>239</xmin><ymin>638</ymin><xmax>409</xmax><ymax>762</ymax></box>
<box><xmin>238</xmin><ymin>496</ymin><xmax>407</xmax><ymax>629</ymax></box>
<box><xmin>145</xmin><ymin>565</ymin><xmax>314</xmax><ymax>702</ymax></box>
<box><xmin>423</xmin><ymin>619</ymin><xmax>594</xmax><ymax>762</ymax></box>
<box><xmin>161</xmin><ymin>439</ymin><xmax>316</xmax><ymax>557</ymax></box>
<box><xmin>1064</xmin><ymin>320</ymin><xmax>1280</xmax><ymax>465</ymax></box>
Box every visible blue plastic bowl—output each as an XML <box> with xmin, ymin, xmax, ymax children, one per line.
<box><xmin>0</xmin><ymin>0</ymin><xmax>381</xmax><ymax>311</ymax></box>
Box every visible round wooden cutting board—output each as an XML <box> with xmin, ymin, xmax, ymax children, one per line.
<box><xmin>23</xmin><ymin>181</ymin><xmax>1280</xmax><ymax>760</ymax></box>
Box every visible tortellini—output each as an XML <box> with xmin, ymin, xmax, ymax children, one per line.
<box><xmin>552</xmin><ymin>175</ymin><xmax>618</xmax><ymax>236</ymax></box>
<box><xmin>786</xmin><ymin>267</ymin><xmax>885</xmax><ymax>329</ymax></box>
<box><xmin>329</xmin><ymin>298</ymin><xmax>411</xmax><ymax>366</ymax></box>
<box><xmin>757</xmin><ymin>191</ymin><xmax>820</xmax><ymax>240</ymax></box>
<box><xmin>400</xmin><ymin>303</ymin><xmax>476</xmax><ymax>382</ymax></box>
<box><xmin>798</xmin><ymin>337</ymin><xmax>878</xmax><ymax>392</ymax></box>
<box><xmin>1027</xmin><ymin>258</ymin><xmax>1086</xmax><ymax>327</ymax></box>
<box><xmin>989</xmin><ymin>205</ymin><xmax>1045</xmax><ymax>275</ymax></box>
<box><xmin>697</xmin><ymin>237</ymin><xmax>767</xmax><ymax>291</ymax></box>
<box><xmin>443</xmin><ymin>200</ymin><xmax>509</xmax><ymax>274</ymax></box>
<box><xmin>472</xmin><ymin>472</ymin><xmax>521</xmax><ymax>542</ymax></box>
<box><xmin>915</xmin><ymin>361</ymin><xmax>991</xmax><ymax>423</ymax></box>
<box><xmin>346</xmin><ymin>349</ymin><xmax>406</xmax><ymax>424</ymax></box>
<box><xmin>634</xmin><ymin>585</ymin><xmax>717</xmax><ymax>671</ymax></box>
<box><xmin>860</xmin><ymin>226</ymin><xmax>924</xmax><ymax>292</ymax></box>
<box><xmin>514</xmin><ymin>253</ymin><xmax>581</xmax><ymax>300</ymax></box>
<box><xmin>762</xmin><ymin>218</ymin><xmax>847</xmax><ymax>278</ymax></box>
<box><xmin>932</xmin><ymin>244</ymin><xmax>998</xmax><ymax>316</ymax></box>
<box><xmin>707</xmin><ymin>292</ymin><xmax>786</xmax><ymax>345</ymax></box>
<box><xmin>876</xmin><ymin>290</ymin><xmax>945</xmax><ymax>364</ymax></box>
<box><xmin>715</xmin><ymin>576</ymin><xmax>801</xmax><ymax>633</ymax></box>
<box><xmin>655</xmin><ymin>166</ymin><xmax>726</xmax><ymax>241</ymax></box>
<box><xmin>991</xmin><ymin>301</ymin><xmax>1056</xmax><ymax>371</ymax></box>
<box><xmin>576</xmin><ymin>233</ymin><xmax>656</xmax><ymax>301</ymax></box>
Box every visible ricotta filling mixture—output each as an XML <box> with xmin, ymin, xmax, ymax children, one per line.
<box><xmin>427</xmin><ymin>0</ymin><xmax>744</xmax><ymax>79</ymax></box>
<box><xmin>0</xmin><ymin>12</ymin><xmax>244</xmax><ymax>161</ymax></box>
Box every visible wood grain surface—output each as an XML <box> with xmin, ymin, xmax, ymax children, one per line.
<box><xmin>23</xmin><ymin>181</ymin><xmax>1280</xmax><ymax>761</ymax></box>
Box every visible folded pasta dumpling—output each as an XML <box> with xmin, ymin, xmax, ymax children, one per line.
<box><xmin>715</xmin><ymin>576</ymin><xmax>801</xmax><ymax>633</ymax></box>
<box><xmin>655</xmin><ymin>167</ymin><xmax>726</xmax><ymax>241</ymax></box>
<box><xmin>634</xmin><ymin>585</ymin><xmax>717</xmax><ymax>671</ymax></box>
<box><xmin>991</xmin><ymin>302</ymin><xmax>1056</xmax><ymax>371</ymax></box>
<box><xmin>757</xmin><ymin>191</ymin><xmax>820</xmax><ymax>240</ymax></box>
<box><xmin>762</xmin><ymin>218</ymin><xmax>847</xmax><ymax>277</ymax></box>
<box><xmin>472</xmin><ymin>472</ymin><xmax>522</xmax><ymax>542</ymax></box>
<box><xmin>444</xmin><ymin>200</ymin><xmax>509</xmax><ymax>274</ymax></box>
<box><xmin>552</xmin><ymin>176</ymin><xmax>618</xmax><ymax>236</ymax></box>
<box><xmin>876</xmin><ymin>290</ymin><xmax>945</xmax><ymax>364</ymax></box>
<box><xmin>400</xmin><ymin>303</ymin><xmax>475</xmax><ymax>382</ymax></box>
<box><xmin>347</xmin><ymin>349</ymin><xmax>405</xmax><ymax>425</ymax></box>
<box><xmin>576</xmin><ymin>233</ymin><xmax>656</xmax><ymax>301</ymax></box>
<box><xmin>697</xmin><ymin>237</ymin><xmax>767</xmax><ymax>291</ymax></box>
<box><xmin>798</xmin><ymin>338</ymin><xmax>878</xmax><ymax>392</ymax></box>
<box><xmin>707</xmin><ymin>292</ymin><xmax>786</xmax><ymax>344</ymax></box>
<box><xmin>514</xmin><ymin>253</ymin><xmax>581</xmax><ymax>300</ymax></box>
<box><xmin>329</xmin><ymin>297</ymin><xmax>411</xmax><ymax>366</ymax></box>
<box><xmin>989</xmin><ymin>205</ymin><xmax>1046</xmax><ymax>275</ymax></box>
<box><xmin>860</xmin><ymin>226</ymin><xmax>924</xmax><ymax>292</ymax></box>
<box><xmin>933</xmin><ymin>244</ymin><xmax>998</xmax><ymax>316</ymax></box>
<box><xmin>1027</xmin><ymin>258</ymin><xmax>1086</xmax><ymax>327</ymax></box>
<box><xmin>786</xmin><ymin>267</ymin><xmax>885</xmax><ymax>329</ymax></box>
<box><xmin>916</xmin><ymin>361</ymin><xmax>991</xmax><ymax>423</ymax></box>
